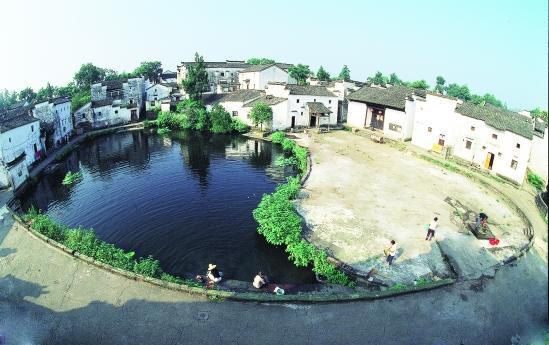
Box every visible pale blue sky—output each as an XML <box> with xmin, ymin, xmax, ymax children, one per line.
<box><xmin>0</xmin><ymin>0</ymin><xmax>547</xmax><ymax>109</ymax></box>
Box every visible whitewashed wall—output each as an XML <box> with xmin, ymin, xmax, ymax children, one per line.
<box><xmin>529</xmin><ymin>128</ymin><xmax>548</xmax><ymax>182</ymax></box>
<box><xmin>0</xmin><ymin>121</ymin><xmax>41</xmax><ymax>167</ymax></box>
<box><xmin>347</xmin><ymin>101</ymin><xmax>367</xmax><ymax>128</ymax></box>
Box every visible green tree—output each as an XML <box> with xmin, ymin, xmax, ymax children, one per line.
<box><xmin>0</xmin><ymin>89</ymin><xmax>18</xmax><ymax>111</ymax></box>
<box><xmin>176</xmin><ymin>98</ymin><xmax>207</xmax><ymax>129</ymax></box>
<box><xmin>316</xmin><ymin>66</ymin><xmax>330</xmax><ymax>81</ymax></box>
<box><xmin>470</xmin><ymin>94</ymin><xmax>484</xmax><ymax>105</ymax></box>
<box><xmin>71</xmin><ymin>90</ymin><xmax>91</xmax><ymax>112</ymax></box>
<box><xmin>530</xmin><ymin>108</ymin><xmax>548</xmax><ymax>122</ymax></box>
<box><xmin>181</xmin><ymin>53</ymin><xmax>209</xmax><ymax>101</ymax></box>
<box><xmin>134</xmin><ymin>61</ymin><xmax>163</xmax><ymax>83</ymax></box>
<box><xmin>389</xmin><ymin>73</ymin><xmax>403</xmax><ymax>85</ymax></box>
<box><xmin>367</xmin><ymin>71</ymin><xmax>387</xmax><ymax>86</ymax></box>
<box><xmin>18</xmin><ymin>87</ymin><xmax>37</xmax><ymax>103</ymax></box>
<box><xmin>434</xmin><ymin>76</ymin><xmax>446</xmax><ymax>94</ymax></box>
<box><xmin>338</xmin><ymin>65</ymin><xmax>351</xmax><ymax>81</ymax></box>
<box><xmin>481</xmin><ymin>93</ymin><xmax>504</xmax><ymax>108</ymax></box>
<box><xmin>246</xmin><ymin>58</ymin><xmax>275</xmax><ymax>65</ymax></box>
<box><xmin>288</xmin><ymin>64</ymin><xmax>311</xmax><ymax>85</ymax></box>
<box><xmin>36</xmin><ymin>83</ymin><xmax>57</xmax><ymax>102</ymax></box>
<box><xmin>446</xmin><ymin>83</ymin><xmax>471</xmax><ymax>101</ymax></box>
<box><xmin>408</xmin><ymin>80</ymin><xmax>430</xmax><ymax>90</ymax></box>
<box><xmin>74</xmin><ymin>63</ymin><xmax>106</xmax><ymax>89</ymax></box>
<box><xmin>250</xmin><ymin>102</ymin><xmax>273</xmax><ymax>131</ymax></box>
<box><xmin>209</xmin><ymin>104</ymin><xmax>233</xmax><ymax>133</ymax></box>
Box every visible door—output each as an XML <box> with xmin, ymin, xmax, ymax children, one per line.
<box><xmin>484</xmin><ymin>152</ymin><xmax>495</xmax><ymax>170</ymax></box>
<box><xmin>291</xmin><ymin>116</ymin><xmax>295</xmax><ymax>129</ymax></box>
<box><xmin>131</xmin><ymin>109</ymin><xmax>138</xmax><ymax>122</ymax></box>
<box><xmin>309</xmin><ymin>115</ymin><xmax>317</xmax><ymax>127</ymax></box>
<box><xmin>371</xmin><ymin>108</ymin><xmax>385</xmax><ymax>130</ymax></box>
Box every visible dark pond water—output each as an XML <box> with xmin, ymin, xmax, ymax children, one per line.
<box><xmin>19</xmin><ymin>130</ymin><xmax>314</xmax><ymax>283</ymax></box>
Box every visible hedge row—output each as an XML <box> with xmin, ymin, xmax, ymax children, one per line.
<box><xmin>253</xmin><ymin>132</ymin><xmax>354</xmax><ymax>286</ymax></box>
<box><xmin>22</xmin><ymin>207</ymin><xmax>201</xmax><ymax>287</ymax></box>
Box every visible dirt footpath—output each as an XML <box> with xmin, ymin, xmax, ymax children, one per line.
<box><xmin>296</xmin><ymin>131</ymin><xmax>529</xmax><ymax>285</ymax></box>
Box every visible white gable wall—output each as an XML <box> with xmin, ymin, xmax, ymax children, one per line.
<box><xmin>529</xmin><ymin>129</ymin><xmax>548</xmax><ymax>182</ymax></box>
<box><xmin>0</xmin><ymin>121</ymin><xmax>41</xmax><ymax>167</ymax></box>
<box><xmin>347</xmin><ymin>101</ymin><xmax>368</xmax><ymax>128</ymax></box>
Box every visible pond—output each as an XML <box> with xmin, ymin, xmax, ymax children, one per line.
<box><xmin>19</xmin><ymin>130</ymin><xmax>314</xmax><ymax>283</ymax></box>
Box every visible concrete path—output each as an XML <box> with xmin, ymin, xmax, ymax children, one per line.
<box><xmin>0</xmin><ymin>200</ymin><xmax>547</xmax><ymax>345</ymax></box>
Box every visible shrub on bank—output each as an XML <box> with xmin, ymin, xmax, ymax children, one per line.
<box><xmin>22</xmin><ymin>207</ymin><xmax>184</xmax><ymax>283</ymax></box>
<box><xmin>527</xmin><ymin>171</ymin><xmax>545</xmax><ymax>191</ymax></box>
<box><xmin>253</xmin><ymin>136</ymin><xmax>354</xmax><ymax>286</ymax></box>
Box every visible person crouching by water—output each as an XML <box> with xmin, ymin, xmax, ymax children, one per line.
<box><xmin>253</xmin><ymin>272</ymin><xmax>268</xmax><ymax>289</ymax></box>
<box><xmin>207</xmin><ymin>264</ymin><xmax>222</xmax><ymax>283</ymax></box>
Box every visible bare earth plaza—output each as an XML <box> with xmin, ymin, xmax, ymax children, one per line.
<box><xmin>0</xmin><ymin>2</ymin><xmax>548</xmax><ymax>345</ymax></box>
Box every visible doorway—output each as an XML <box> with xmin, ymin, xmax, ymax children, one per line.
<box><xmin>131</xmin><ymin>109</ymin><xmax>138</xmax><ymax>122</ymax></box>
<box><xmin>309</xmin><ymin>115</ymin><xmax>317</xmax><ymax>127</ymax></box>
<box><xmin>291</xmin><ymin>116</ymin><xmax>295</xmax><ymax>129</ymax></box>
<box><xmin>371</xmin><ymin>108</ymin><xmax>385</xmax><ymax>130</ymax></box>
<box><xmin>484</xmin><ymin>152</ymin><xmax>495</xmax><ymax>170</ymax></box>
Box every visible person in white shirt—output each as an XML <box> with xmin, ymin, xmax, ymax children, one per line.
<box><xmin>385</xmin><ymin>240</ymin><xmax>397</xmax><ymax>265</ymax></box>
<box><xmin>253</xmin><ymin>272</ymin><xmax>267</xmax><ymax>289</ymax></box>
<box><xmin>426</xmin><ymin>217</ymin><xmax>438</xmax><ymax>241</ymax></box>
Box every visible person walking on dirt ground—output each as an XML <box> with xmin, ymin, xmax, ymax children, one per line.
<box><xmin>384</xmin><ymin>240</ymin><xmax>397</xmax><ymax>265</ymax></box>
<box><xmin>426</xmin><ymin>217</ymin><xmax>438</xmax><ymax>241</ymax></box>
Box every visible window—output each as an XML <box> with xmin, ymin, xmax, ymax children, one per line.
<box><xmin>482</xmin><ymin>145</ymin><xmax>486</xmax><ymax>150</ymax></box>
<box><xmin>98</xmin><ymin>112</ymin><xmax>102</xmax><ymax>116</ymax></box>
<box><xmin>63</xmin><ymin>127</ymin><xmax>66</xmax><ymax>132</ymax></box>
<box><xmin>220</xmin><ymin>72</ymin><xmax>225</xmax><ymax>77</ymax></box>
<box><xmin>329</xmin><ymin>100</ymin><xmax>332</xmax><ymax>104</ymax></box>
<box><xmin>115</xmin><ymin>110</ymin><xmax>118</xmax><ymax>114</ymax></box>
<box><xmin>492</xmin><ymin>133</ymin><xmax>498</xmax><ymax>139</ymax></box>
<box><xmin>8</xmin><ymin>137</ymin><xmax>11</xmax><ymax>143</ymax></box>
<box><xmin>31</xmin><ymin>125</ymin><xmax>34</xmax><ymax>132</ymax></box>
<box><xmin>427</xmin><ymin>127</ymin><xmax>432</xmax><ymax>132</ymax></box>
<box><xmin>151</xmin><ymin>101</ymin><xmax>155</xmax><ymax>106</ymax></box>
<box><xmin>510</xmin><ymin>160</ymin><xmax>518</xmax><ymax>170</ymax></box>
<box><xmin>465</xmin><ymin>140</ymin><xmax>472</xmax><ymax>149</ymax></box>
<box><xmin>498</xmin><ymin>152</ymin><xmax>502</xmax><ymax>157</ymax></box>
<box><xmin>232</xmin><ymin>111</ymin><xmax>238</xmax><ymax>117</ymax></box>
<box><xmin>33</xmin><ymin>143</ymin><xmax>38</xmax><ymax>153</ymax></box>
<box><xmin>388</xmin><ymin>123</ymin><xmax>402</xmax><ymax>132</ymax></box>
<box><xmin>314</xmin><ymin>99</ymin><xmax>316</xmax><ymax>102</ymax></box>
<box><xmin>296</xmin><ymin>99</ymin><xmax>300</xmax><ymax>103</ymax></box>
<box><xmin>471</xmin><ymin>126</ymin><xmax>475</xmax><ymax>131</ymax></box>
<box><xmin>516</xmin><ymin>143</ymin><xmax>520</xmax><ymax>149</ymax></box>
<box><xmin>300</xmin><ymin>112</ymin><xmax>303</xmax><ymax>116</ymax></box>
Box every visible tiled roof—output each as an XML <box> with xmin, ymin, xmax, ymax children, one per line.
<box><xmin>218</xmin><ymin>89</ymin><xmax>263</xmax><ymax>103</ymax></box>
<box><xmin>161</xmin><ymin>70</ymin><xmax>177</xmax><ymax>77</ymax></box>
<box><xmin>455</xmin><ymin>102</ymin><xmax>534</xmax><ymax>139</ymax></box>
<box><xmin>0</xmin><ymin>106</ymin><xmax>38</xmax><ymax>133</ymax></box>
<box><xmin>306</xmin><ymin>102</ymin><xmax>332</xmax><ymax>114</ymax></box>
<box><xmin>91</xmin><ymin>99</ymin><xmax>114</xmax><ymax>108</ymax></box>
<box><xmin>244</xmin><ymin>95</ymin><xmax>287</xmax><ymax>107</ymax></box>
<box><xmin>201</xmin><ymin>93</ymin><xmax>226</xmax><ymax>105</ymax></box>
<box><xmin>533</xmin><ymin>118</ymin><xmax>547</xmax><ymax>135</ymax></box>
<box><xmin>347</xmin><ymin>85</ymin><xmax>424</xmax><ymax>110</ymax></box>
<box><xmin>286</xmin><ymin>85</ymin><xmax>337</xmax><ymax>97</ymax></box>
<box><xmin>240</xmin><ymin>63</ymin><xmax>293</xmax><ymax>73</ymax></box>
<box><xmin>103</xmin><ymin>79</ymin><xmax>127</xmax><ymax>91</ymax></box>
<box><xmin>180</xmin><ymin>61</ymin><xmax>249</xmax><ymax>69</ymax></box>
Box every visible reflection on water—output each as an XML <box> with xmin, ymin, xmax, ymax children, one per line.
<box><xmin>19</xmin><ymin>130</ymin><xmax>313</xmax><ymax>283</ymax></box>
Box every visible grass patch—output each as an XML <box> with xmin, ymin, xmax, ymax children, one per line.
<box><xmin>62</xmin><ymin>171</ymin><xmax>82</xmax><ymax>186</ymax></box>
<box><xmin>391</xmin><ymin>283</ymin><xmax>407</xmax><ymax>291</ymax></box>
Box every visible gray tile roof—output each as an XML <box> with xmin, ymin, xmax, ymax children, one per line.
<box><xmin>306</xmin><ymin>102</ymin><xmax>332</xmax><ymax>114</ymax></box>
<box><xmin>346</xmin><ymin>85</ymin><xmax>424</xmax><ymax>110</ymax></box>
<box><xmin>244</xmin><ymin>95</ymin><xmax>287</xmax><ymax>107</ymax></box>
<box><xmin>218</xmin><ymin>89</ymin><xmax>263</xmax><ymax>103</ymax></box>
<box><xmin>91</xmin><ymin>99</ymin><xmax>114</xmax><ymax>108</ymax></box>
<box><xmin>455</xmin><ymin>102</ymin><xmax>534</xmax><ymax>139</ymax></box>
<box><xmin>240</xmin><ymin>63</ymin><xmax>294</xmax><ymax>73</ymax></box>
<box><xmin>0</xmin><ymin>106</ymin><xmax>38</xmax><ymax>133</ymax></box>
<box><xmin>286</xmin><ymin>85</ymin><xmax>337</xmax><ymax>97</ymax></box>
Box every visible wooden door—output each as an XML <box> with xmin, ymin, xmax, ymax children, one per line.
<box><xmin>484</xmin><ymin>152</ymin><xmax>494</xmax><ymax>170</ymax></box>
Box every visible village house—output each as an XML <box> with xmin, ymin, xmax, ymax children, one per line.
<box><xmin>411</xmin><ymin>94</ymin><xmax>534</xmax><ymax>184</ymax></box>
<box><xmin>346</xmin><ymin>84</ymin><xmax>424</xmax><ymax>140</ymax></box>
<box><xmin>0</xmin><ymin>105</ymin><xmax>42</xmax><ymax>189</ymax></box>
<box><xmin>217</xmin><ymin>89</ymin><xmax>263</xmax><ymax>122</ymax></box>
<box><xmin>88</xmin><ymin>77</ymin><xmax>145</xmax><ymax>128</ymax></box>
<box><xmin>528</xmin><ymin>118</ymin><xmax>548</xmax><ymax>182</ymax></box>
<box><xmin>318</xmin><ymin>79</ymin><xmax>362</xmax><ymax>123</ymax></box>
<box><xmin>160</xmin><ymin>70</ymin><xmax>177</xmax><ymax>83</ymax></box>
<box><xmin>176</xmin><ymin>60</ymin><xmax>249</xmax><ymax>94</ymax></box>
<box><xmin>32</xmin><ymin>96</ymin><xmax>73</xmax><ymax>150</ymax></box>
<box><xmin>145</xmin><ymin>83</ymin><xmax>181</xmax><ymax>113</ymax></box>
<box><xmin>238</xmin><ymin>63</ymin><xmax>295</xmax><ymax>90</ymax></box>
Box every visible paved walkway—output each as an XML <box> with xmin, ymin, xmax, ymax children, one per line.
<box><xmin>0</xmin><ymin>202</ymin><xmax>546</xmax><ymax>344</ymax></box>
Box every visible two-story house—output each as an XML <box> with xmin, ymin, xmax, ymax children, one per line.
<box><xmin>177</xmin><ymin>60</ymin><xmax>250</xmax><ymax>94</ymax></box>
<box><xmin>32</xmin><ymin>96</ymin><xmax>73</xmax><ymax>150</ymax></box>
<box><xmin>238</xmin><ymin>63</ymin><xmax>295</xmax><ymax>90</ymax></box>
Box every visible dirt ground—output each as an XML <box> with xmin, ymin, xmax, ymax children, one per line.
<box><xmin>295</xmin><ymin>131</ymin><xmax>529</xmax><ymax>285</ymax></box>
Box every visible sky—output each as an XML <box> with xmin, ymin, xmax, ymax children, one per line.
<box><xmin>0</xmin><ymin>0</ymin><xmax>547</xmax><ymax>110</ymax></box>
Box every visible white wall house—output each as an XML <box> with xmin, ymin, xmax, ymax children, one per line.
<box><xmin>90</xmin><ymin>77</ymin><xmax>145</xmax><ymax>128</ymax></box>
<box><xmin>0</xmin><ymin>106</ymin><xmax>42</xmax><ymax>189</ymax></box>
<box><xmin>243</xmin><ymin>95</ymin><xmax>288</xmax><ymax>131</ymax></box>
<box><xmin>74</xmin><ymin>102</ymin><xmax>92</xmax><ymax>128</ymax></box>
<box><xmin>160</xmin><ymin>70</ymin><xmax>177</xmax><ymax>83</ymax></box>
<box><xmin>32</xmin><ymin>97</ymin><xmax>73</xmax><ymax>149</ymax></box>
<box><xmin>529</xmin><ymin>119</ymin><xmax>548</xmax><ymax>183</ymax></box>
<box><xmin>177</xmin><ymin>60</ymin><xmax>249</xmax><ymax>94</ymax></box>
<box><xmin>238</xmin><ymin>64</ymin><xmax>295</xmax><ymax>90</ymax></box>
<box><xmin>265</xmin><ymin>83</ymin><xmax>338</xmax><ymax>129</ymax></box>
<box><xmin>346</xmin><ymin>85</ymin><xmax>423</xmax><ymax>140</ymax></box>
<box><xmin>217</xmin><ymin>89</ymin><xmax>263</xmax><ymax>124</ymax></box>
<box><xmin>146</xmin><ymin>83</ymin><xmax>180</xmax><ymax>111</ymax></box>
<box><xmin>411</xmin><ymin>96</ymin><xmax>534</xmax><ymax>184</ymax></box>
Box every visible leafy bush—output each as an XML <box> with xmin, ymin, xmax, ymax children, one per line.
<box><xmin>23</xmin><ymin>209</ymin><xmax>186</xmax><ymax>284</ymax></box>
<box><xmin>62</xmin><ymin>171</ymin><xmax>82</xmax><ymax>186</ymax></box>
<box><xmin>281</xmin><ymin>138</ymin><xmax>296</xmax><ymax>152</ymax></box>
<box><xmin>210</xmin><ymin>104</ymin><xmax>233</xmax><ymax>133</ymax></box>
<box><xmin>275</xmin><ymin>156</ymin><xmax>298</xmax><ymax>167</ymax></box>
<box><xmin>271</xmin><ymin>131</ymin><xmax>285</xmax><ymax>144</ymax></box>
<box><xmin>231</xmin><ymin>118</ymin><xmax>250</xmax><ymax>133</ymax></box>
<box><xmin>157</xmin><ymin>127</ymin><xmax>171</xmax><ymax>135</ymax></box>
<box><xmin>527</xmin><ymin>171</ymin><xmax>545</xmax><ymax>190</ymax></box>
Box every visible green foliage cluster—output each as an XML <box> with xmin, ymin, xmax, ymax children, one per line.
<box><xmin>250</xmin><ymin>102</ymin><xmax>273</xmax><ymax>130</ymax></box>
<box><xmin>23</xmin><ymin>208</ymin><xmax>184</xmax><ymax>283</ymax></box>
<box><xmin>246</xmin><ymin>58</ymin><xmax>275</xmax><ymax>65</ymax></box>
<box><xmin>288</xmin><ymin>64</ymin><xmax>312</xmax><ymax>85</ymax></box>
<box><xmin>527</xmin><ymin>171</ymin><xmax>545</xmax><ymax>191</ymax></box>
<box><xmin>62</xmin><ymin>171</ymin><xmax>82</xmax><ymax>186</ymax></box>
<box><xmin>181</xmin><ymin>53</ymin><xmax>209</xmax><ymax>101</ymax></box>
<box><xmin>316</xmin><ymin>66</ymin><xmax>330</xmax><ymax>81</ymax></box>
<box><xmin>530</xmin><ymin>108</ymin><xmax>548</xmax><ymax>122</ymax></box>
<box><xmin>253</xmin><ymin>135</ymin><xmax>353</xmax><ymax>286</ymax></box>
<box><xmin>154</xmin><ymin>101</ymin><xmax>249</xmax><ymax>134</ymax></box>
<box><xmin>275</xmin><ymin>156</ymin><xmax>298</xmax><ymax>167</ymax></box>
<box><xmin>338</xmin><ymin>65</ymin><xmax>351</xmax><ymax>82</ymax></box>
